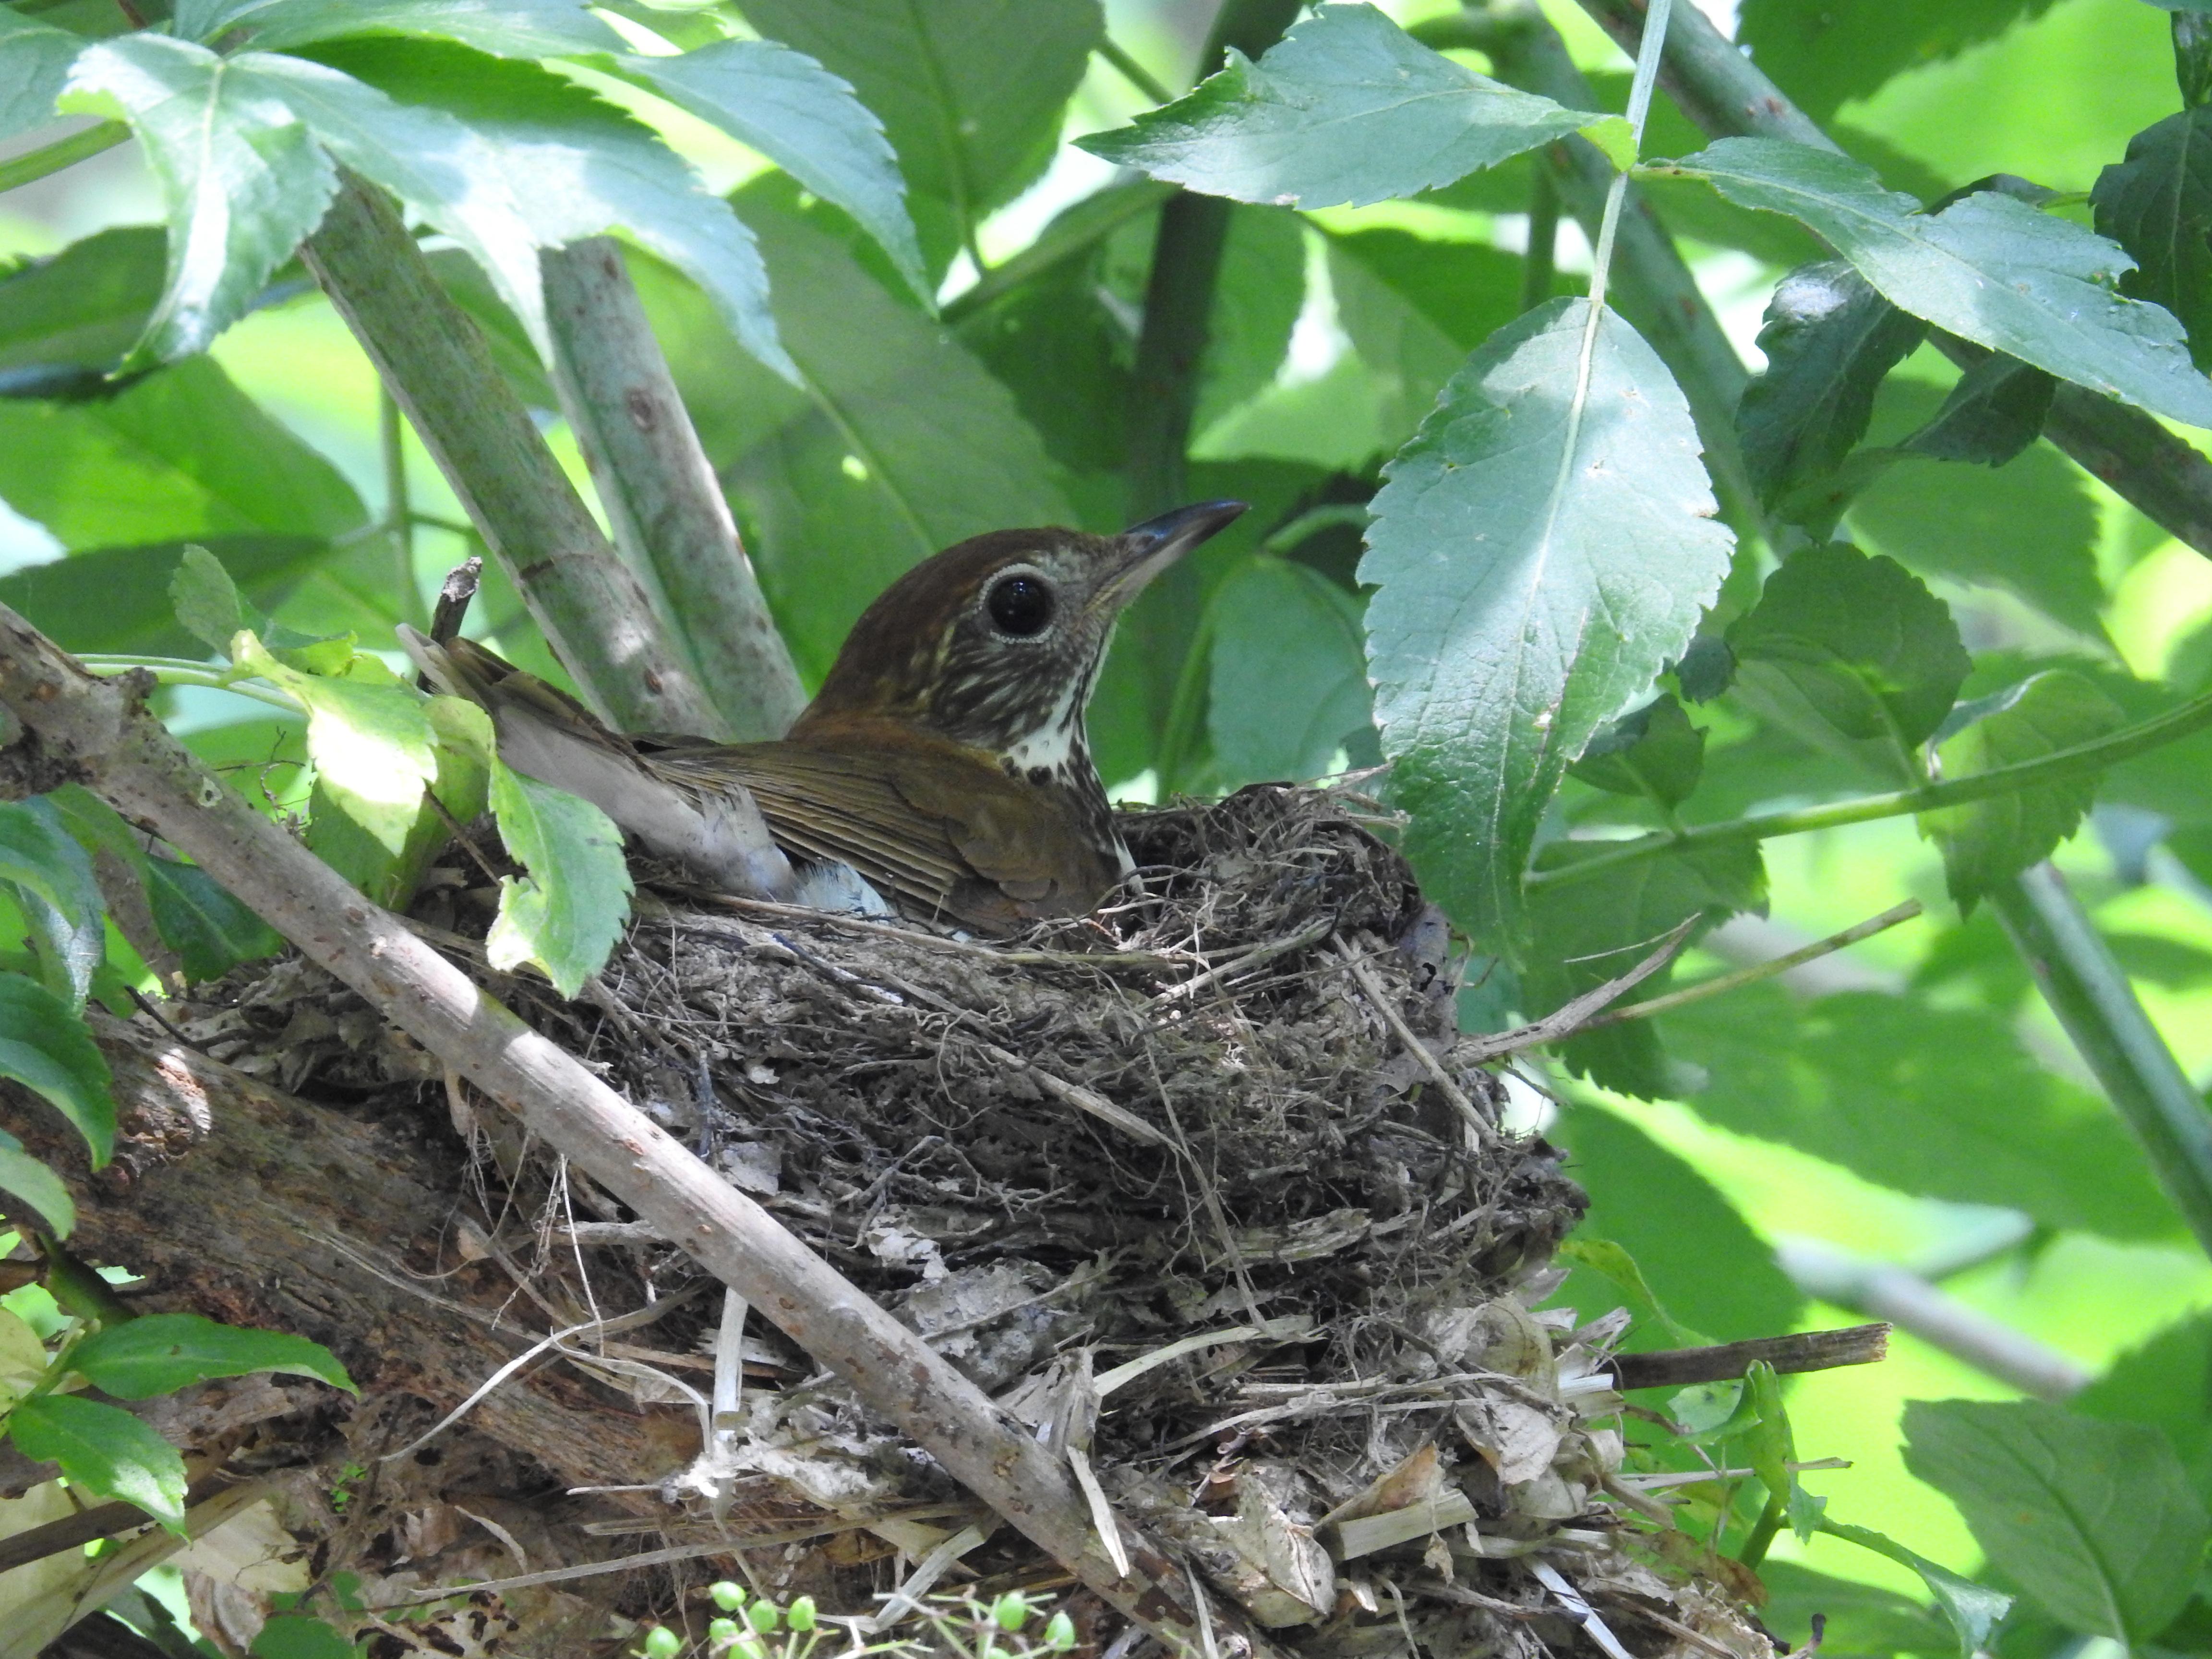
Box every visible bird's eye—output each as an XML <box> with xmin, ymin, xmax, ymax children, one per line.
<box><xmin>986</xmin><ymin>573</ymin><xmax>1055</xmax><ymax>637</ymax></box>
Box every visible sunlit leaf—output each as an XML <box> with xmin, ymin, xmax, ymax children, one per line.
<box><xmin>1655</xmin><ymin>139</ymin><xmax>2212</xmax><ymax>429</ymax></box>
<box><xmin>604</xmin><ymin>38</ymin><xmax>926</xmax><ymax>302</ymax></box>
<box><xmin>484</xmin><ymin>759</ymin><xmax>632</xmax><ymax>998</ymax></box>
<box><xmin>1921</xmin><ymin>670</ymin><xmax>2125</xmax><ymax>910</ymax></box>
<box><xmin>1362</xmin><ymin>298</ymin><xmax>1733</xmax><ymax>944</ymax></box>
<box><xmin>1904</xmin><ymin>1399</ymin><xmax>2207</xmax><ymax>1643</ymax></box>
<box><xmin>7</xmin><ymin>1393</ymin><xmax>188</xmax><ymax>1529</ymax></box>
<box><xmin>1080</xmin><ymin>4</ymin><xmax>1603</xmax><ymax>210</ymax></box>
<box><xmin>60</xmin><ymin>35</ymin><xmax>339</xmax><ymax>367</ymax></box>
<box><xmin>1818</xmin><ymin>1518</ymin><xmax>2014</xmax><ymax>1657</ymax></box>
<box><xmin>176</xmin><ymin>0</ymin><xmax>622</xmax><ymax>57</ymax></box>
<box><xmin>0</xmin><ymin>1128</ymin><xmax>74</xmax><ymax>1238</ymax></box>
<box><xmin>170</xmin><ymin>543</ymin><xmax>250</xmax><ymax>657</ymax></box>
<box><xmin>70</xmin><ymin>1311</ymin><xmax>355</xmax><ymax>1399</ymax></box>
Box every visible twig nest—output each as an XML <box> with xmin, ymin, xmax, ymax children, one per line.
<box><xmin>179</xmin><ymin>785</ymin><xmax>1776</xmax><ymax>1656</ymax></box>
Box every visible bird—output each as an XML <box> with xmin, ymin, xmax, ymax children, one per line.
<box><xmin>402</xmin><ymin>500</ymin><xmax>1248</xmax><ymax>935</ymax></box>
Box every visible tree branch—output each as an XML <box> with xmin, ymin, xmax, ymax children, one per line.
<box><xmin>299</xmin><ymin>175</ymin><xmax>723</xmax><ymax>736</ymax></box>
<box><xmin>1573</xmin><ymin>0</ymin><xmax>2212</xmax><ymax>561</ymax></box>
<box><xmin>1990</xmin><ymin>863</ymin><xmax>2212</xmax><ymax>1261</ymax></box>
<box><xmin>1605</xmin><ymin>1322</ymin><xmax>1890</xmax><ymax>1391</ymax></box>
<box><xmin>0</xmin><ymin>612</ymin><xmax>1277</xmax><ymax>1659</ymax></box>
<box><xmin>542</xmin><ymin>239</ymin><xmax>806</xmax><ymax>742</ymax></box>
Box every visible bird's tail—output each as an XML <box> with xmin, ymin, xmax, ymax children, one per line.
<box><xmin>396</xmin><ymin>625</ymin><xmax>799</xmax><ymax>900</ymax></box>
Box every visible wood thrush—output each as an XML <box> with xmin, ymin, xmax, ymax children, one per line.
<box><xmin>404</xmin><ymin>501</ymin><xmax>1247</xmax><ymax>933</ymax></box>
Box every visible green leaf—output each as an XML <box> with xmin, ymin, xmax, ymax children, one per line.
<box><xmin>0</xmin><ymin>972</ymin><xmax>115</xmax><ymax>1168</ymax></box>
<box><xmin>1207</xmin><ymin>559</ymin><xmax>1371</xmax><ymax>786</ymax></box>
<box><xmin>1903</xmin><ymin>1398</ymin><xmax>2208</xmax><ymax>1642</ymax></box>
<box><xmin>1523</xmin><ymin>838</ymin><xmax>1765</xmax><ymax>1097</ymax></box>
<box><xmin>2075</xmin><ymin>1313</ymin><xmax>2212</xmax><ymax>1504</ymax></box>
<box><xmin>7</xmin><ymin>1394</ymin><xmax>188</xmax><ymax>1529</ymax></box>
<box><xmin>1</xmin><ymin>537</ymin><xmax>334</xmax><ymax>664</ymax></box>
<box><xmin>1555</xmin><ymin>1236</ymin><xmax>1705</xmax><ymax>1346</ymax></box>
<box><xmin>170</xmin><ymin>544</ymin><xmax>250</xmax><ymax>657</ymax></box>
<box><xmin>1921</xmin><ymin>670</ymin><xmax>2126</xmax><ymax>910</ymax></box>
<box><xmin>69</xmin><ymin>1311</ymin><xmax>355</xmax><ymax>1398</ymax></box>
<box><xmin>1816</xmin><ymin>1518</ymin><xmax>2014</xmax><ymax>1657</ymax></box>
<box><xmin>1553</xmin><ymin>1105</ymin><xmax>1803</xmax><ymax>1344</ymax></box>
<box><xmin>714</xmin><ymin>187</ymin><xmax>1071</xmax><ymax>679</ymax></box>
<box><xmin>0</xmin><ymin>227</ymin><xmax>168</xmax><ymax>400</ymax></box>
<box><xmin>740</xmin><ymin>0</ymin><xmax>1101</xmax><ymax>278</ymax></box>
<box><xmin>283</xmin><ymin>39</ymin><xmax>792</xmax><ymax>378</ymax></box>
<box><xmin>1902</xmin><ymin>351</ymin><xmax>2057</xmax><ymax>465</ymax></box>
<box><xmin>1192</xmin><ymin>207</ymin><xmax>1306</xmax><ymax>435</ymax></box>
<box><xmin>1078</xmin><ymin>4</ymin><xmax>1602</xmax><ymax>210</ymax></box>
<box><xmin>0</xmin><ymin>355</ymin><xmax>368</xmax><ymax>552</ymax></box>
<box><xmin>603</xmin><ymin>38</ymin><xmax>926</xmax><ymax>302</ymax></box>
<box><xmin>8</xmin><ymin>798</ymin><xmax>106</xmax><ymax>1011</ymax></box>
<box><xmin>59</xmin><ymin>35</ymin><xmax>339</xmax><ymax>368</ymax></box>
<box><xmin>1664</xmin><ymin>984</ymin><xmax>2181</xmax><ymax>1239</ymax></box>
<box><xmin>143</xmin><ymin>858</ymin><xmax>285</xmax><ymax>983</ymax></box>
<box><xmin>0</xmin><ymin>1128</ymin><xmax>75</xmax><ymax>1238</ymax></box>
<box><xmin>1725</xmin><ymin>543</ymin><xmax>1969</xmax><ymax>756</ymax></box>
<box><xmin>2093</xmin><ymin>107</ymin><xmax>2212</xmax><ymax>369</ymax></box>
<box><xmin>1738</xmin><ymin>260</ymin><xmax>1927</xmax><ymax>510</ymax></box>
<box><xmin>1737</xmin><ymin>0</ymin><xmax>2064</xmax><ymax>122</ymax></box>
<box><xmin>484</xmin><ymin>759</ymin><xmax>632</xmax><ymax>999</ymax></box>
<box><xmin>1758</xmin><ymin>1562</ymin><xmax>1969</xmax><ymax>1659</ymax></box>
<box><xmin>1569</xmin><ymin>695</ymin><xmax>1705</xmax><ymax>809</ymax></box>
<box><xmin>1655</xmin><ymin>139</ymin><xmax>2212</xmax><ymax>430</ymax></box>
<box><xmin>1363</xmin><ymin>298</ymin><xmax>1734</xmax><ymax>945</ymax></box>
<box><xmin>176</xmin><ymin>0</ymin><xmax>623</xmax><ymax>57</ymax></box>
<box><xmin>1326</xmin><ymin>229</ymin><xmax>1534</xmax><ymax>447</ymax></box>
<box><xmin>0</xmin><ymin>12</ymin><xmax>89</xmax><ymax>144</ymax></box>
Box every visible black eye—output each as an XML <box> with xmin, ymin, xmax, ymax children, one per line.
<box><xmin>986</xmin><ymin>573</ymin><xmax>1055</xmax><ymax>637</ymax></box>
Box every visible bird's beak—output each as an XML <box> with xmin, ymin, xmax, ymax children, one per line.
<box><xmin>1095</xmin><ymin>500</ymin><xmax>1249</xmax><ymax>611</ymax></box>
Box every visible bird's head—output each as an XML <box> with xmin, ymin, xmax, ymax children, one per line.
<box><xmin>796</xmin><ymin>501</ymin><xmax>1248</xmax><ymax>777</ymax></box>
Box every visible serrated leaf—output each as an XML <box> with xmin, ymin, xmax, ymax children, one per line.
<box><xmin>0</xmin><ymin>1128</ymin><xmax>74</xmax><ymax>1239</ymax></box>
<box><xmin>7</xmin><ymin>1393</ymin><xmax>188</xmax><ymax>1529</ymax></box>
<box><xmin>1656</xmin><ymin>138</ymin><xmax>2212</xmax><ymax>429</ymax></box>
<box><xmin>1078</xmin><ymin>4</ymin><xmax>1602</xmax><ymax>210</ymax></box>
<box><xmin>143</xmin><ymin>858</ymin><xmax>284</xmax><ymax>983</ymax></box>
<box><xmin>177</xmin><ymin>0</ymin><xmax>623</xmax><ymax>57</ymax></box>
<box><xmin>0</xmin><ymin>227</ymin><xmax>168</xmax><ymax>400</ymax></box>
<box><xmin>1921</xmin><ymin>670</ymin><xmax>2125</xmax><ymax>910</ymax></box>
<box><xmin>255</xmin><ymin>41</ymin><xmax>791</xmax><ymax>375</ymax></box>
<box><xmin>0</xmin><ymin>973</ymin><xmax>114</xmax><ymax>1168</ymax></box>
<box><xmin>603</xmin><ymin>38</ymin><xmax>926</xmax><ymax>302</ymax></box>
<box><xmin>69</xmin><ymin>1311</ymin><xmax>355</xmax><ymax>1398</ymax></box>
<box><xmin>1904</xmin><ymin>1399</ymin><xmax>2208</xmax><ymax>1642</ymax></box>
<box><xmin>1523</xmin><ymin>838</ymin><xmax>1765</xmax><ymax>1098</ymax></box>
<box><xmin>1817</xmin><ymin>1518</ymin><xmax>2014</xmax><ymax>1657</ymax></box>
<box><xmin>1361</xmin><ymin>298</ymin><xmax>1734</xmax><ymax>945</ymax></box>
<box><xmin>1726</xmin><ymin>543</ymin><xmax>1969</xmax><ymax>756</ymax></box>
<box><xmin>1903</xmin><ymin>351</ymin><xmax>2058</xmax><ymax>464</ymax></box>
<box><xmin>740</xmin><ymin>0</ymin><xmax>1100</xmax><ymax>278</ymax></box>
<box><xmin>485</xmin><ymin>759</ymin><xmax>630</xmax><ymax>998</ymax></box>
<box><xmin>0</xmin><ymin>12</ymin><xmax>89</xmax><ymax>144</ymax></box>
<box><xmin>59</xmin><ymin>35</ymin><xmax>340</xmax><ymax>368</ymax></box>
<box><xmin>2093</xmin><ymin>107</ymin><xmax>2212</xmax><ymax>369</ymax></box>
<box><xmin>170</xmin><ymin>544</ymin><xmax>249</xmax><ymax>657</ymax></box>
<box><xmin>1738</xmin><ymin>260</ymin><xmax>1927</xmax><ymax>510</ymax></box>
<box><xmin>1665</xmin><ymin>983</ymin><xmax>2179</xmax><ymax>1238</ymax></box>
<box><xmin>1570</xmin><ymin>694</ymin><xmax>1705</xmax><ymax>809</ymax></box>
<box><xmin>1207</xmin><ymin>559</ymin><xmax>1371</xmax><ymax>786</ymax></box>
<box><xmin>2075</xmin><ymin>1313</ymin><xmax>2212</xmax><ymax>1503</ymax></box>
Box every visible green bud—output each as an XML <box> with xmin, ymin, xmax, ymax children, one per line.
<box><xmin>1043</xmin><ymin>1611</ymin><xmax>1077</xmax><ymax>1652</ymax></box>
<box><xmin>733</xmin><ymin>1635</ymin><xmax>769</xmax><ymax>1659</ymax></box>
<box><xmin>992</xmin><ymin>1593</ymin><xmax>1030</xmax><ymax>1633</ymax></box>
<box><xmin>709</xmin><ymin>1583</ymin><xmax>748</xmax><ymax>1613</ymax></box>
<box><xmin>641</xmin><ymin>1626</ymin><xmax>682</xmax><ymax>1659</ymax></box>
<box><xmin>786</xmin><ymin>1596</ymin><xmax>817</xmax><ymax>1633</ymax></box>
<box><xmin>708</xmin><ymin>1619</ymin><xmax>739</xmax><ymax>1645</ymax></box>
<box><xmin>746</xmin><ymin>1600</ymin><xmax>781</xmax><ymax>1634</ymax></box>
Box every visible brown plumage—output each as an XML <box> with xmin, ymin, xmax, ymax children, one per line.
<box><xmin>405</xmin><ymin>502</ymin><xmax>1247</xmax><ymax>934</ymax></box>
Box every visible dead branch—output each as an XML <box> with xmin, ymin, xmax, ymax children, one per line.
<box><xmin>1604</xmin><ymin>1323</ymin><xmax>1891</xmax><ymax>1391</ymax></box>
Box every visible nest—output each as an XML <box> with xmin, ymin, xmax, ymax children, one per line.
<box><xmin>177</xmin><ymin>785</ymin><xmax>1775</xmax><ymax>1658</ymax></box>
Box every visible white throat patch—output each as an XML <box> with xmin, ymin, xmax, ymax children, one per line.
<box><xmin>1000</xmin><ymin>682</ymin><xmax>1082</xmax><ymax>775</ymax></box>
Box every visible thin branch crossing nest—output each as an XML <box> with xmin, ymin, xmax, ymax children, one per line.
<box><xmin>175</xmin><ymin>784</ymin><xmax>1778</xmax><ymax>1659</ymax></box>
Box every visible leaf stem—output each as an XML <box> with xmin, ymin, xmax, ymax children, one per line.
<box><xmin>0</xmin><ymin>121</ymin><xmax>128</xmax><ymax>195</ymax></box>
<box><xmin>1991</xmin><ymin>864</ymin><xmax>2212</xmax><ymax>1260</ymax></box>
<box><xmin>77</xmin><ymin>659</ymin><xmax>301</xmax><ymax>713</ymax></box>
<box><xmin>1095</xmin><ymin>36</ymin><xmax>1174</xmax><ymax>106</ymax></box>
<box><xmin>380</xmin><ymin>387</ymin><xmax>421</xmax><ymax>631</ymax></box>
<box><xmin>1528</xmin><ymin>685</ymin><xmax>2212</xmax><ymax>889</ymax></box>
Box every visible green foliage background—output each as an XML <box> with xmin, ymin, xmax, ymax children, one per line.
<box><xmin>3</xmin><ymin>0</ymin><xmax>2212</xmax><ymax>1647</ymax></box>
